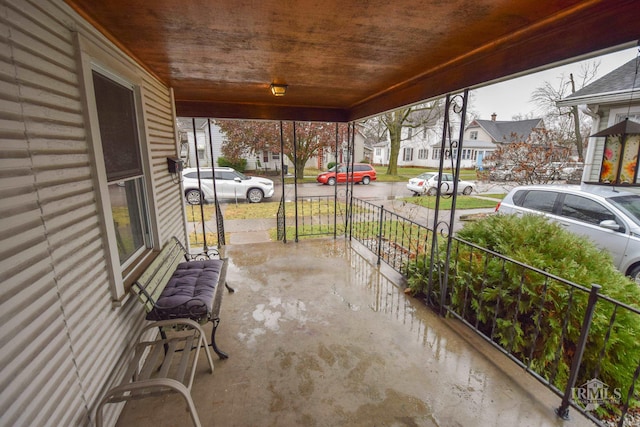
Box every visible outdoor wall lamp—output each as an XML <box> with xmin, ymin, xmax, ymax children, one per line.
<box><xmin>270</xmin><ymin>83</ymin><xmax>287</xmax><ymax>96</ymax></box>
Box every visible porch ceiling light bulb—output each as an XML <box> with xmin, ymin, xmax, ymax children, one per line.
<box><xmin>270</xmin><ymin>83</ymin><xmax>287</xmax><ymax>96</ymax></box>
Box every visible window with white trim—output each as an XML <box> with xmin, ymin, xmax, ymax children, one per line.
<box><xmin>417</xmin><ymin>149</ymin><xmax>428</xmax><ymax>159</ymax></box>
<box><xmin>92</xmin><ymin>70</ymin><xmax>152</xmax><ymax>268</ymax></box>
<box><xmin>403</xmin><ymin>147</ymin><xmax>414</xmax><ymax>161</ymax></box>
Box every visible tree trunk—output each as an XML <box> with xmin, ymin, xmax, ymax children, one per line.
<box><xmin>386</xmin><ymin>112</ymin><xmax>403</xmax><ymax>175</ymax></box>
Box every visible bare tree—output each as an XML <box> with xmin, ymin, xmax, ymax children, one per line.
<box><xmin>530</xmin><ymin>61</ymin><xmax>600</xmax><ymax>161</ymax></box>
<box><xmin>215</xmin><ymin>120</ymin><xmax>346</xmax><ymax>176</ymax></box>
<box><xmin>485</xmin><ymin>128</ymin><xmax>573</xmax><ymax>184</ymax></box>
<box><xmin>362</xmin><ymin>100</ymin><xmax>445</xmax><ymax>175</ymax></box>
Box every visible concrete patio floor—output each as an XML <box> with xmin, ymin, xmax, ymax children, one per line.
<box><xmin>116</xmin><ymin>238</ymin><xmax>593</xmax><ymax>427</ymax></box>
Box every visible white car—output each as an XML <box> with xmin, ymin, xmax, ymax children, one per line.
<box><xmin>496</xmin><ymin>184</ymin><xmax>640</xmax><ymax>282</ymax></box>
<box><xmin>182</xmin><ymin>167</ymin><xmax>274</xmax><ymax>204</ymax></box>
<box><xmin>407</xmin><ymin>172</ymin><xmax>476</xmax><ymax>196</ymax></box>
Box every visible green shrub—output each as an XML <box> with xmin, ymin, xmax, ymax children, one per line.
<box><xmin>327</xmin><ymin>162</ymin><xmax>336</xmax><ymax>170</ymax></box>
<box><xmin>218</xmin><ymin>157</ymin><xmax>247</xmax><ymax>172</ymax></box>
<box><xmin>405</xmin><ymin>213</ymin><xmax>640</xmax><ymax>415</ymax></box>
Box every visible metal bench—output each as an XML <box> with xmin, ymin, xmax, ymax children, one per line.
<box><xmin>96</xmin><ymin>237</ymin><xmax>233</xmax><ymax>426</ymax></box>
<box><xmin>132</xmin><ymin>236</ymin><xmax>233</xmax><ymax>359</ymax></box>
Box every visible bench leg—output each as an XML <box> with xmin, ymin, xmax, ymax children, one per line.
<box><xmin>210</xmin><ymin>317</ymin><xmax>229</xmax><ymax>359</ymax></box>
<box><xmin>225</xmin><ymin>281</ymin><xmax>235</xmax><ymax>293</ymax></box>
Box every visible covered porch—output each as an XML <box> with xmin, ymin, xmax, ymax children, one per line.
<box><xmin>115</xmin><ymin>238</ymin><xmax>591</xmax><ymax>426</ymax></box>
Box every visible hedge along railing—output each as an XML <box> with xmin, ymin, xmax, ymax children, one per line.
<box><xmin>347</xmin><ymin>196</ymin><xmax>640</xmax><ymax>426</ymax></box>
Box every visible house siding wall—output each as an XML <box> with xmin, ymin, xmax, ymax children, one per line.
<box><xmin>0</xmin><ymin>1</ymin><xmax>184</xmax><ymax>426</ymax></box>
<box><xmin>587</xmin><ymin>109</ymin><xmax>610</xmax><ymax>182</ymax></box>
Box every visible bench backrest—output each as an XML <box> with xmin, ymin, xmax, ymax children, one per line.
<box><xmin>132</xmin><ymin>237</ymin><xmax>187</xmax><ymax>313</ymax></box>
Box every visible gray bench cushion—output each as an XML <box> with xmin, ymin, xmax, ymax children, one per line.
<box><xmin>146</xmin><ymin>259</ymin><xmax>224</xmax><ymax>321</ymax></box>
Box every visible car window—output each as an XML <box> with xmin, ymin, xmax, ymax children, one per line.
<box><xmin>218</xmin><ymin>171</ymin><xmax>237</xmax><ymax>180</ymax></box>
<box><xmin>519</xmin><ymin>190</ymin><xmax>557</xmax><ymax>213</ymax></box>
<box><xmin>561</xmin><ymin>194</ymin><xmax>616</xmax><ymax>225</ymax></box>
<box><xmin>199</xmin><ymin>171</ymin><xmax>213</xmax><ymax>179</ymax></box>
<box><xmin>184</xmin><ymin>172</ymin><xmax>197</xmax><ymax>179</ymax></box>
<box><xmin>609</xmin><ymin>195</ymin><xmax>640</xmax><ymax>227</ymax></box>
<box><xmin>443</xmin><ymin>174</ymin><xmax>453</xmax><ymax>181</ymax></box>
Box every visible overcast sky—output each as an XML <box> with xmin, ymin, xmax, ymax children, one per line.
<box><xmin>469</xmin><ymin>45</ymin><xmax>638</xmax><ymax>121</ymax></box>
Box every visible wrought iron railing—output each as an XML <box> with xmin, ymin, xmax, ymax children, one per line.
<box><xmin>276</xmin><ymin>195</ymin><xmax>348</xmax><ymax>241</ymax></box>
<box><xmin>346</xmin><ymin>196</ymin><xmax>640</xmax><ymax>427</ymax></box>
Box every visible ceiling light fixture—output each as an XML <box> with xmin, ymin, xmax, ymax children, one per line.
<box><xmin>270</xmin><ymin>83</ymin><xmax>287</xmax><ymax>96</ymax></box>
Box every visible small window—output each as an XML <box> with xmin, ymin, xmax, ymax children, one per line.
<box><xmin>470</xmin><ymin>131</ymin><xmax>478</xmax><ymax>140</ymax></box>
<box><xmin>403</xmin><ymin>148</ymin><xmax>414</xmax><ymax>161</ymax></box>
<box><xmin>519</xmin><ymin>190</ymin><xmax>557</xmax><ymax>213</ymax></box>
<box><xmin>561</xmin><ymin>194</ymin><xmax>616</xmax><ymax>226</ymax></box>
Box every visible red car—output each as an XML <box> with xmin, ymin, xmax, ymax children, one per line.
<box><xmin>317</xmin><ymin>163</ymin><xmax>377</xmax><ymax>185</ymax></box>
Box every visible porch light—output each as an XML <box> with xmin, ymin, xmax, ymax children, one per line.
<box><xmin>270</xmin><ymin>83</ymin><xmax>287</xmax><ymax>96</ymax></box>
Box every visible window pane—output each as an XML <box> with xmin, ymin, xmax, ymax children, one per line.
<box><xmin>562</xmin><ymin>194</ymin><xmax>615</xmax><ymax>225</ymax></box>
<box><xmin>93</xmin><ymin>71</ymin><xmax>142</xmax><ymax>182</ymax></box>
<box><xmin>109</xmin><ymin>179</ymin><xmax>146</xmax><ymax>263</ymax></box>
<box><xmin>521</xmin><ymin>191</ymin><xmax>557</xmax><ymax>213</ymax></box>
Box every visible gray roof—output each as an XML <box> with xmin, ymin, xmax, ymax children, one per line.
<box><xmin>469</xmin><ymin>118</ymin><xmax>544</xmax><ymax>143</ymax></box>
<box><xmin>567</xmin><ymin>58</ymin><xmax>639</xmax><ymax>99</ymax></box>
<box><xmin>557</xmin><ymin>58</ymin><xmax>640</xmax><ymax>107</ymax></box>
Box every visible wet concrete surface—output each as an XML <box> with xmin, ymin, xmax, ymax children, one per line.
<box><xmin>116</xmin><ymin>238</ymin><xmax>592</xmax><ymax>427</ymax></box>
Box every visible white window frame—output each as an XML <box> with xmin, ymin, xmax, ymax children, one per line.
<box><xmin>403</xmin><ymin>147</ymin><xmax>414</xmax><ymax>162</ymax></box>
<box><xmin>76</xmin><ymin>33</ymin><xmax>159</xmax><ymax>300</ymax></box>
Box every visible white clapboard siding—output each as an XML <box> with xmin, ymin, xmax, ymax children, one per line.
<box><xmin>587</xmin><ymin>109</ymin><xmax>610</xmax><ymax>182</ymax></box>
<box><xmin>141</xmin><ymin>74</ymin><xmax>186</xmax><ymax>242</ymax></box>
<box><xmin>1</xmin><ymin>0</ymin><xmax>184</xmax><ymax>426</ymax></box>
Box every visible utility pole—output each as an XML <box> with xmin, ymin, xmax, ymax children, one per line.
<box><xmin>569</xmin><ymin>73</ymin><xmax>584</xmax><ymax>161</ymax></box>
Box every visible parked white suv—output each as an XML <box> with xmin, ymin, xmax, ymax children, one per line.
<box><xmin>182</xmin><ymin>167</ymin><xmax>274</xmax><ymax>204</ymax></box>
<box><xmin>496</xmin><ymin>185</ymin><xmax>640</xmax><ymax>282</ymax></box>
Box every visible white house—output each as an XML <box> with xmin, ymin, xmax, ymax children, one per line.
<box><xmin>177</xmin><ymin>118</ymin><xmax>225</xmax><ymax>169</ymax></box>
<box><xmin>372</xmin><ymin>115</ymin><xmax>544</xmax><ymax>169</ymax></box>
<box><xmin>557</xmin><ymin>58</ymin><xmax>640</xmax><ymax>187</ymax></box>
<box><xmin>371</xmin><ymin>124</ymin><xmax>441</xmax><ymax>168</ymax></box>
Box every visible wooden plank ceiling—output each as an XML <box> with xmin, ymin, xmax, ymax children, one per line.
<box><xmin>65</xmin><ymin>0</ymin><xmax>640</xmax><ymax>122</ymax></box>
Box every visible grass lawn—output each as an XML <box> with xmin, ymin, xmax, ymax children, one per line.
<box><xmin>399</xmin><ymin>194</ymin><xmax>502</xmax><ymax>210</ymax></box>
<box><xmin>186</xmin><ymin>200</ymin><xmax>349</xmax><ymax>221</ymax></box>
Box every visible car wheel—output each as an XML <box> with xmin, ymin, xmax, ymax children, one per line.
<box><xmin>462</xmin><ymin>186</ymin><xmax>473</xmax><ymax>195</ymax></box>
<box><xmin>327</xmin><ymin>177</ymin><xmax>336</xmax><ymax>186</ymax></box>
<box><xmin>362</xmin><ymin>176</ymin><xmax>371</xmax><ymax>185</ymax></box>
<box><xmin>247</xmin><ymin>188</ymin><xmax>264</xmax><ymax>203</ymax></box>
<box><xmin>185</xmin><ymin>189</ymin><xmax>203</xmax><ymax>205</ymax></box>
<box><xmin>426</xmin><ymin>187</ymin><xmax>437</xmax><ymax>196</ymax></box>
<box><xmin>628</xmin><ymin>265</ymin><xmax>640</xmax><ymax>285</ymax></box>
